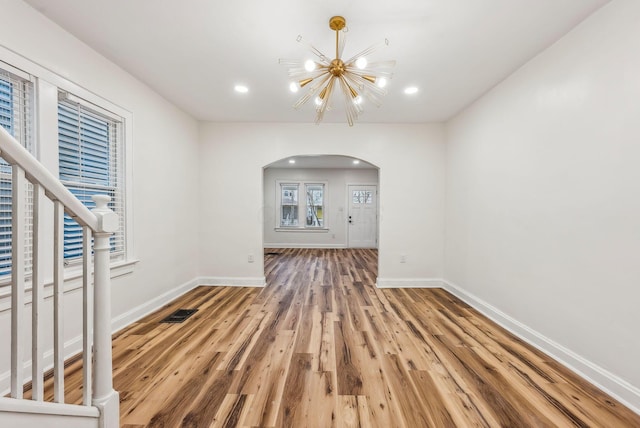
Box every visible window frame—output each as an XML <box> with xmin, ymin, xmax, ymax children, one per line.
<box><xmin>0</xmin><ymin>48</ymin><xmax>136</xmax><ymax>292</ymax></box>
<box><xmin>275</xmin><ymin>179</ymin><xmax>328</xmax><ymax>231</ymax></box>
<box><xmin>57</xmin><ymin>92</ymin><xmax>126</xmax><ymax>264</ymax></box>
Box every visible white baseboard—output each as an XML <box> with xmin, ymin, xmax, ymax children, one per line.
<box><xmin>197</xmin><ymin>276</ymin><xmax>266</xmax><ymax>287</ymax></box>
<box><xmin>376</xmin><ymin>278</ymin><xmax>444</xmax><ymax>288</ymax></box>
<box><xmin>1</xmin><ymin>276</ymin><xmax>201</xmax><ymax>396</ymax></box>
<box><xmin>264</xmin><ymin>243</ymin><xmax>347</xmax><ymax>249</ymax></box>
<box><xmin>111</xmin><ymin>277</ymin><xmax>201</xmax><ymax>333</ymax></box>
<box><xmin>442</xmin><ymin>279</ymin><xmax>640</xmax><ymax>415</ymax></box>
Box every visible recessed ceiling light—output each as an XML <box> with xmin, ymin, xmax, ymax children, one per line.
<box><xmin>288</xmin><ymin>159</ymin><xmax>296</xmax><ymax>164</ymax></box>
<box><xmin>234</xmin><ymin>85</ymin><xmax>249</xmax><ymax>93</ymax></box>
<box><xmin>353</xmin><ymin>159</ymin><xmax>360</xmax><ymax>165</ymax></box>
<box><xmin>404</xmin><ymin>86</ymin><xmax>419</xmax><ymax>95</ymax></box>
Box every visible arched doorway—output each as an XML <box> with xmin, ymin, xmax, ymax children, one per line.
<box><xmin>261</xmin><ymin>154</ymin><xmax>380</xmax><ymax>275</ymax></box>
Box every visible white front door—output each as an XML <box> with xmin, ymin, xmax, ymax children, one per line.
<box><xmin>347</xmin><ymin>185</ymin><xmax>378</xmax><ymax>248</ymax></box>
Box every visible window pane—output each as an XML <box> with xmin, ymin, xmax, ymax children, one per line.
<box><xmin>58</xmin><ymin>99</ymin><xmax>124</xmax><ymax>259</ymax></box>
<box><xmin>281</xmin><ymin>184</ymin><xmax>299</xmax><ymax>226</ymax></box>
<box><xmin>352</xmin><ymin>190</ymin><xmax>372</xmax><ymax>204</ymax></box>
<box><xmin>0</xmin><ymin>69</ymin><xmax>33</xmax><ymax>278</ymax></box>
<box><xmin>306</xmin><ymin>184</ymin><xmax>324</xmax><ymax>227</ymax></box>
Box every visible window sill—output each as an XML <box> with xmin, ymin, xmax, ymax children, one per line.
<box><xmin>63</xmin><ymin>258</ymin><xmax>139</xmax><ymax>282</ymax></box>
<box><xmin>274</xmin><ymin>227</ymin><xmax>330</xmax><ymax>233</ymax></box>
<box><xmin>0</xmin><ymin>259</ymin><xmax>139</xmax><ymax>311</ymax></box>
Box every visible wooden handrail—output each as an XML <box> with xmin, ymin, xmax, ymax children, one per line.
<box><xmin>0</xmin><ymin>126</ymin><xmax>98</xmax><ymax>231</ymax></box>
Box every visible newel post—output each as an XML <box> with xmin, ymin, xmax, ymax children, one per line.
<box><xmin>91</xmin><ymin>195</ymin><xmax>120</xmax><ymax>428</ymax></box>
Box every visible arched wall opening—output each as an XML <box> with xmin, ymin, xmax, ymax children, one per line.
<box><xmin>262</xmin><ymin>154</ymin><xmax>380</xmax><ymax>281</ymax></box>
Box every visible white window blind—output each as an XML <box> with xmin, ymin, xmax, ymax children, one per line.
<box><xmin>0</xmin><ymin>66</ymin><xmax>33</xmax><ymax>278</ymax></box>
<box><xmin>57</xmin><ymin>96</ymin><xmax>125</xmax><ymax>260</ymax></box>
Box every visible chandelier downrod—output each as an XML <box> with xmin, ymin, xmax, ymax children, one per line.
<box><xmin>329</xmin><ymin>16</ymin><xmax>346</xmax><ymax>59</ymax></box>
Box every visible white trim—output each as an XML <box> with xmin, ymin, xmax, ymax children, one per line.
<box><xmin>111</xmin><ymin>277</ymin><xmax>200</xmax><ymax>333</ymax></box>
<box><xmin>197</xmin><ymin>276</ymin><xmax>266</xmax><ymax>287</ymax></box>
<box><xmin>375</xmin><ymin>278</ymin><xmax>444</xmax><ymax>288</ymax></box>
<box><xmin>0</xmin><ymin>396</ymin><xmax>99</xmax><ymax>417</ymax></box>
<box><xmin>274</xmin><ymin>228</ymin><xmax>329</xmax><ymax>233</ymax></box>
<box><xmin>442</xmin><ymin>279</ymin><xmax>640</xmax><ymax>415</ymax></box>
<box><xmin>264</xmin><ymin>243</ymin><xmax>347</xmax><ymax>249</ymax></box>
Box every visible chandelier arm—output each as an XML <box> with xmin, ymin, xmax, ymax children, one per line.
<box><xmin>343</xmin><ymin>73</ymin><xmax>369</xmax><ymax>108</ymax></box>
<box><xmin>286</xmin><ymin>67</ymin><xmax>329</xmax><ymax>79</ymax></box>
<box><xmin>343</xmin><ymin>72</ymin><xmax>385</xmax><ymax>108</ymax></box>
<box><xmin>362</xmin><ymin>60</ymin><xmax>396</xmax><ymax>70</ymax></box>
<box><xmin>316</xmin><ymin>77</ymin><xmax>336</xmax><ymax>123</ymax></box>
<box><xmin>338</xmin><ymin>76</ymin><xmax>361</xmax><ymax>126</ymax></box>
<box><xmin>347</xmin><ymin>68</ymin><xmax>394</xmax><ymax>80</ymax></box>
<box><xmin>293</xmin><ymin>73</ymin><xmax>332</xmax><ymax>109</ymax></box>
<box><xmin>340</xmin><ymin>78</ymin><xmax>357</xmax><ymax>126</ymax></box>
<box><xmin>297</xmin><ymin>36</ymin><xmax>332</xmax><ymax>64</ymax></box>
<box><xmin>343</xmin><ymin>40</ymin><xmax>389</xmax><ymax>65</ymax></box>
<box><xmin>347</xmin><ymin>72</ymin><xmax>388</xmax><ymax>97</ymax></box>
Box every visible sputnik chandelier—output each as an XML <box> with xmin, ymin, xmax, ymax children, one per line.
<box><xmin>280</xmin><ymin>16</ymin><xmax>395</xmax><ymax>126</ymax></box>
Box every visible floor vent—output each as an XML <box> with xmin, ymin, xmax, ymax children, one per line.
<box><xmin>161</xmin><ymin>309</ymin><xmax>198</xmax><ymax>323</ymax></box>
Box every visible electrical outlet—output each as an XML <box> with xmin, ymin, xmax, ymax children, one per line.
<box><xmin>400</xmin><ymin>254</ymin><xmax>407</xmax><ymax>263</ymax></box>
<box><xmin>248</xmin><ymin>254</ymin><xmax>254</xmax><ymax>263</ymax></box>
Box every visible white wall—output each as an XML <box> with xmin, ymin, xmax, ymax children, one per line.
<box><xmin>445</xmin><ymin>0</ymin><xmax>640</xmax><ymax>409</ymax></box>
<box><xmin>199</xmin><ymin>123</ymin><xmax>445</xmax><ymax>286</ymax></box>
<box><xmin>0</xmin><ymin>0</ymin><xmax>200</xmax><ymax>389</ymax></box>
<box><xmin>263</xmin><ymin>167</ymin><xmax>379</xmax><ymax>248</ymax></box>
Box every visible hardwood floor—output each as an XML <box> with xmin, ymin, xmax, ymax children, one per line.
<box><xmin>39</xmin><ymin>248</ymin><xmax>640</xmax><ymax>426</ymax></box>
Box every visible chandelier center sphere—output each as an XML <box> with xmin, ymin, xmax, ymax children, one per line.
<box><xmin>329</xmin><ymin>58</ymin><xmax>346</xmax><ymax>77</ymax></box>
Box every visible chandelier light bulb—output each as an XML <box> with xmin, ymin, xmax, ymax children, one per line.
<box><xmin>353</xmin><ymin>96</ymin><xmax>363</xmax><ymax>105</ymax></box>
<box><xmin>314</xmin><ymin>96</ymin><xmax>323</xmax><ymax>106</ymax></box>
<box><xmin>376</xmin><ymin>77</ymin><xmax>388</xmax><ymax>88</ymax></box>
<box><xmin>289</xmin><ymin>82</ymin><xmax>299</xmax><ymax>93</ymax></box>
<box><xmin>304</xmin><ymin>60</ymin><xmax>316</xmax><ymax>72</ymax></box>
<box><xmin>355</xmin><ymin>57</ymin><xmax>368</xmax><ymax>70</ymax></box>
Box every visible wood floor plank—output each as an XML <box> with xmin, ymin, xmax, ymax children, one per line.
<box><xmin>30</xmin><ymin>248</ymin><xmax>640</xmax><ymax>427</ymax></box>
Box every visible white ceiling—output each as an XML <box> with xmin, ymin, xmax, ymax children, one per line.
<box><xmin>24</xmin><ymin>0</ymin><xmax>609</xmax><ymax>124</ymax></box>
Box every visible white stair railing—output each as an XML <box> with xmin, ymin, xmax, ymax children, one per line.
<box><xmin>0</xmin><ymin>125</ymin><xmax>119</xmax><ymax>427</ymax></box>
